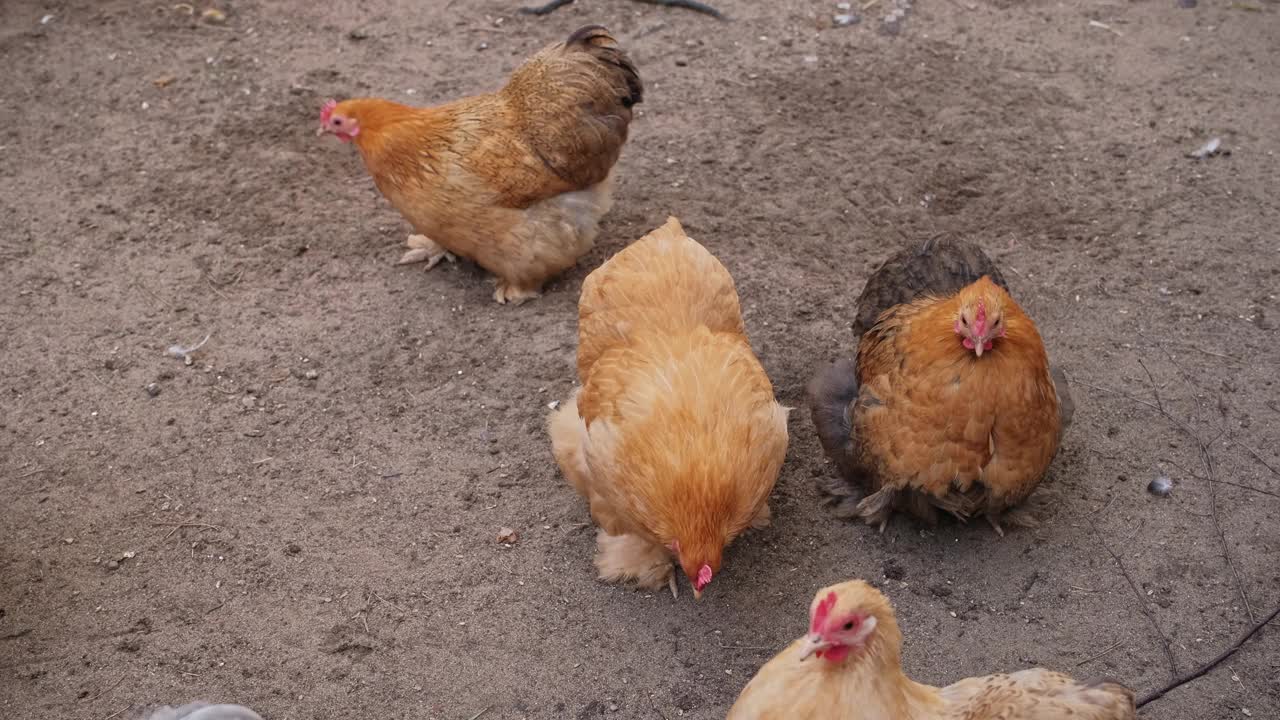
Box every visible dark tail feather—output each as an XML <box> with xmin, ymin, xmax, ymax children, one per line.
<box><xmin>807</xmin><ymin>357</ymin><xmax>860</xmax><ymax>481</ymax></box>
<box><xmin>564</xmin><ymin>25</ymin><xmax>644</xmax><ymax>107</ymax></box>
<box><xmin>565</xmin><ymin>24</ymin><xmax>612</xmax><ymax>47</ymax></box>
<box><xmin>1051</xmin><ymin>365</ymin><xmax>1075</xmax><ymax>433</ymax></box>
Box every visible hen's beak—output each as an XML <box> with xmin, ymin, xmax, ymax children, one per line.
<box><xmin>972</xmin><ymin>334</ymin><xmax>985</xmax><ymax>357</ymax></box>
<box><xmin>797</xmin><ymin>633</ymin><xmax>833</xmax><ymax>661</ymax></box>
<box><xmin>693</xmin><ymin>587</ymin><xmax>703</xmax><ymax>601</ymax></box>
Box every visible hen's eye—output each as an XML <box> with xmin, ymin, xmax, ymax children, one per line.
<box><xmin>961</xmin><ymin>317</ymin><xmax>969</xmax><ymax>327</ymax></box>
<box><xmin>842</xmin><ymin>621</ymin><xmax>855</xmax><ymax>631</ymax></box>
<box><xmin>332</xmin><ymin>118</ymin><xmax>342</xmax><ymax>125</ymax></box>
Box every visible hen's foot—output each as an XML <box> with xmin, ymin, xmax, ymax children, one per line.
<box><xmin>594</xmin><ymin>530</ymin><xmax>674</xmax><ymax>594</ymax></box>
<box><xmin>856</xmin><ymin>486</ymin><xmax>896</xmax><ymax>533</ymax></box>
<box><xmin>397</xmin><ymin>234</ymin><xmax>456</xmax><ymax>270</ymax></box>
<box><xmin>493</xmin><ymin>280</ymin><xmax>542</xmax><ymax>305</ymax></box>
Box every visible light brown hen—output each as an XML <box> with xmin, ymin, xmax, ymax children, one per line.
<box><xmin>548</xmin><ymin>217</ymin><xmax>788</xmax><ymax>599</ymax></box>
<box><xmin>319</xmin><ymin>25</ymin><xmax>641</xmax><ymax>304</ymax></box>
<box><xmin>728</xmin><ymin>580</ymin><xmax>1136</xmax><ymax>720</ymax></box>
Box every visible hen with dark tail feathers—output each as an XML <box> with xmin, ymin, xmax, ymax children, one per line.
<box><xmin>808</xmin><ymin>236</ymin><xmax>1073</xmax><ymax>535</ymax></box>
<box><xmin>318</xmin><ymin>25</ymin><xmax>642</xmax><ymax>305</ymax></box>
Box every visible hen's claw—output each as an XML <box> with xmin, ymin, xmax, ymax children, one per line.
<box><xmin>986</xmin><ymin>514</ymin><xmax>1006</xmax><ymax>537</ymax></box>
<box><xmin>397</xmin><ymin>234</ymin><xmax>456</xmax><ymax>269</ymax></box>
<box><xmin>493</xmin><ymin>281</ymin><xmax>542</xmax><ymax>305</ymax></box>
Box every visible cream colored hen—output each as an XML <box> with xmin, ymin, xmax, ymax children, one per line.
<box><xmin>727</xmin><ymin>580</ymin><xmax>1136</xmax><ymax>720</ymax></box>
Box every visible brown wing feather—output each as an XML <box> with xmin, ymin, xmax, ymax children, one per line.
<box><xmin>490</xmin><ymin>25</ymin><xmax>642</xmax><ymax>205</ymax></box>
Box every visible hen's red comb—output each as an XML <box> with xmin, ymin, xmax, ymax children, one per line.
<box><xmin>810</xmin><ymin>591</ymin><xmax>837</xmax><ymax>633</ymax></box>
<box><xmin>695</xmin><ymin>564</ymin><xmax>713</xmax><ymax>590</ymax></box>
<box><xmin>320</xmin><ymin>99</ymin><xmax>337</xmax><ymax>124</ymax></box>
<box><xmin>974</xmin><ymin>298</ymin><xmax>988</xmax><ymax>337</ymax></box>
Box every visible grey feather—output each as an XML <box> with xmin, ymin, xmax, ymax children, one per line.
<box><xmin>851</xmin><ymin>235</ymin><xmax>1008</xmax><ymax>338</ymax></box>
<box><xmin>141</xmin><ymin>703</ymin><xmax>264</xmax><ymax>720</ymax></box>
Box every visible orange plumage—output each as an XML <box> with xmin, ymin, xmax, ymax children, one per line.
<box><xmin>548</xmin><ymin>217</ymin><xmax>789</xmax><ymax>599</ymax></box>
<box><xmin>808</xmin><ymin>237</ymin><xmax>1073</xmax><ymax>533</ymax></box>
<box><xmin>319</xmin><ymin>25</ymin><xmax>642</xmax><ymax>304</ymax></box>
<box><xmin>727</xmin><ymin>580</ymin><xmax>1136</xmax><ymax>720</ymax></box>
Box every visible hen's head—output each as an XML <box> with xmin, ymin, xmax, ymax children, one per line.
<box><xmin>668</xmin><ymin>538</ymin><xmax>721</xmax><ymax>601</ymax></box>
<box><xmin>318</xmin><ymin>99</ymin><xmax>361</xmax><ymax>142</ymax></box>
<box><xmin>797</xmin><ymin>580</ymin><xmax>899</xmax><ymax>665</ymax></box>
<box><xmin>953</xmin><ymin>276</ymin><xmax>1009</xmax><ymax>358</ymax></box>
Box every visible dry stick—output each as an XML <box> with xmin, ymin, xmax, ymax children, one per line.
<box><xmin>1160</xmin><ymin>458</ymin><xmax>1280</xmax><ymax>500</ymax></box>
<box><xmin>1199</xmin><ymin>427</ymin><xmax>1256</xmax><ymax>624</ymax></box>
<box><xmin>1136</xmin><ymin>603</ymin><xmax>1280</xmax><ymax>708</ymax></box>
<box><xmin>1079</xmin><ymin>378</ymin><xmax>1258</xmax><ymax>623</ymax></box>
<box><xmin>83</xmin><ymin>673</ymin><xmax>127</xmax><ymax>703</ymax></box>
<box><xmin>1075</xmin><ymin>639</ymin><xmax>1124</xmax><ymax>666</ymax></box>
<box><xmin>1085</xmin><ymin>515</ymin><xmax>1178</xmax><ymax>680</ymax></box>
<box><xmin>635</xmin><ymin>0</ymin><xmax>726</xmax><ymax>19</ymax></box>
<box><xmin>1233</xmin><ymin>441</ymin><xmax>1280</xmax><ymax>477</ymax></box>
<box><xmin>153</xmin><ymin>521</ymin><xmax>222</xmax><ymax>541</ymax></box>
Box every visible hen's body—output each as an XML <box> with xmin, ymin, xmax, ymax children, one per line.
<box><xmin>548</xmin><ymin>217</ymin><xmax>788</xmax><ymax>595</ymax></box>
<box><xmin>330</xmin><ymin>25</ymin><xmax>641</xmax><ymax>303</ymax></box>
<box><xmin>728</xmin><ymin>580</ymin><xmax>1135</xmax><ymax>720</ymax></box>
<box><xmin>809</xmin><ymin>237</ymin><xmax>1073</xmax><ymax>532</ymax></box>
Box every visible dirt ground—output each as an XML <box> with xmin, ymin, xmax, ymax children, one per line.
<box><xmin>3</xmin><ymin>0</ymin><xmax>1278</xmax><ymax>718</ymax></box>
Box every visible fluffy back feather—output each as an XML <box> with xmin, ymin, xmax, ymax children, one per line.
<box><xmin>567</xmin><ymin>217</ymin><xmax>787</xmax><ymax>578</ymax></box>
<box><xmin>575</xmin><ymin>216</ymin><xmax>744</xmax><ymax>380</ymax></box>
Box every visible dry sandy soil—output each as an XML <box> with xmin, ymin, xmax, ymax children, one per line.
<box><xmin>2</xmin><ymin>0</ymin><xmax>1278</xmax><ymax>718</ymax></box>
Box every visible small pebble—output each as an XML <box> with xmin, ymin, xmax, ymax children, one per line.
<box><xmin>304</xmin><ymin>369</ymin><xmax>319</xmax><ymax>380</ymax></box>
<box><xmin>834</xmin><ymin>13</ymin><xmax>860</xmax><ymax>25</ymax></box>
<box><xmin>201</xmin><ymin>8</ymin><xmax>227</xmax><ymax>24</ymax></box>
<box><xmin>106</xmin><ymin>560</ymin><xmax>120</xmax><ymax>571</ymax></box>
<box><xmin>348</xmin><ymin>28</ymin><xmax>370</xmax><ymax>40</ymax></box>
<box><xmin>497</xmin><ymin>527</ymin><xmax>519</xmax><ymax>544</ymax></box>
<box><xmin>1148</xmin><ymin>476</ymin><xmax>1174</xmax><ymax>497</ymax></box>
<box><xmin>145</xmin><ymin>383</ymin><xmax>161</xmax><ymax>397</ymax></box>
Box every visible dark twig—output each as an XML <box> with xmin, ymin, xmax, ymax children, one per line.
<box><xmin>1086</xmin><ymin>515</ymin><xmax>1178</xmax><ymax>680</ymax></box>
<box><xmin>519</xmin><ymin>0</ymin><xmax>725</xmax><ymax>19</ymax></box>
<box><xmin>83</xmin><ymin>673</ymin><xmax>127</xmax><ymax>703</ymax></box>
<box><xmin>1232</xmin><ymin>441</ymin><xmax>1280</xmax><ymax>477</ymax></box>
<box><xmin>518</xmin><ymin>0</ymin><xmax>573</xmax><ymax>14</ymax></box>
<box><xmin>1080</xmin><ymin>376</ymin><xmax>1258</xmax><ymax>624</ymax></box>
<box><xmin>1136</xmin><ymin>358</ymin><xmax>1165</xmax><ymax>413</ymax></box>
<box><xmin>1136</xmin><ymin>603</ymin><xmax>1280</xmax><ymax>708</ymax></box>
<box><xmin>1161</xmin><ymin>458</ymin><xmax>1280</xmax><ymax>499</ymax></box>
<box><xmin>635</xmin><ymin>0</ymin><xmax>725</xmax><ymax>19</ymax></box>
